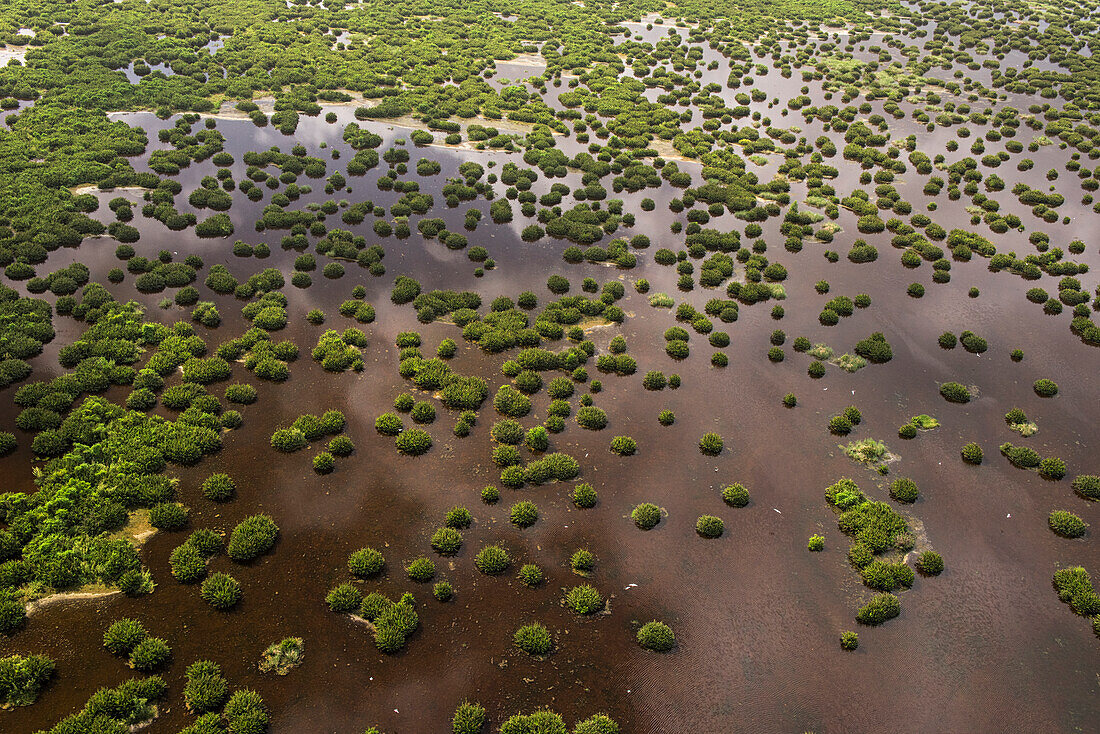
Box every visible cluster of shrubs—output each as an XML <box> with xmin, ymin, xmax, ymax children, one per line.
<box><xmin>326</xmin><ymin>585</ymin><xmax>420</xmax><ymax>653</ymax></box>
<box><xmin>103</xmin><ymin>618</ymin><xmax>171</xmax><ymax>671</ymax></box>
<box><xmin>311</xmin><ymin>329</ymin><xmax>366</xmax><ymax>372</ymax></box>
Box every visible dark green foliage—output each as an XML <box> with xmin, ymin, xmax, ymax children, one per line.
<box><xmin>104</xmin><ymin>618</ymin><xmax>147</xmax><ymax>656</ymax></box>
<box><xmin>431</xmin><ymin>527</ymin><xmax>463</xmax><ymax>556</ymax></box>
<box><xmin>609</xmin><ymin>435</ymin><xmax>637</xmax><ymax>455</ymax></box>
<box><xmin>0</xmin><ymin>653</ymin><xmax>54</xmax><ymax>707</ymax></box>
<box><xmin>1053</xmin><ymin>567</ymin><xmax>1100</xmax><ymax>616</ymax></box>
<box><xmin>149</xmin><ymin>502</ymin><xmax>188</xmax><ymax>531</ymax></box>
<box><xmin>939</xmin><ymin>382</ymin><xmax>972</xmax><ymax>403</ymax></box>
<box><xmin>1033</xmin><ymin>378</ymin><xmax>1059</xmax><ymax>397</ymax></box>
<box><xmin>510</xmin><ymin>501</ymin><xmax>539</xmax><ymax>528</ymax></box>
<box><xmin>961</xmin><ymin>442</ymin><xmax>984</xmax><ymax>464</ymax></box>
<box><xmin>349</xmin><ymin>548</ymin><xmax>385</xmax><ymax>578</ymax></box>
<box><xmin>453</xmin><ymin>700</ymin><xmax>487</xmax><ymax>734</ymax></box>
<box><xmin>840</xmin><ymin>631</ymin><xmax>859</xmax><ymax>651</ymax></box>
<box><xmin>889</xmin><ymin>477</ymin><xmax>919</xmax><ymax>503</ymax></box>
<box><xmin>129</xmin><ymin>636</ymin><xmax>171</xmax><ymax>671</ymax></box>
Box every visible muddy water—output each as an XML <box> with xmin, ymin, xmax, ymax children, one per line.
<box><xmin>1</xmin><ymin>37</ymin><xmax>1099</xmax><ymax>734</ymax></box>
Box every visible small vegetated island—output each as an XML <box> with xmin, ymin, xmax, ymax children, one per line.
<box><xmin>0</xmin><ymin>0</ymin><xmax>1095</xmax><ymax>730</ymax></box>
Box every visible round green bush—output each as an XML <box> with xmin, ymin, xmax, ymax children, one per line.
<box><xmin>808</xmin><ymin>361</ymin><xmax>826</xmax><ymax>378</ymax></box>
<box><xmin>572</xmin><ymin>483</ymin><xmax>597</xmax><ymax>508</ymax></box>
<box><xmin>609</xmin><ymin>435</ymin><xmax>637</xmax><ymax>455</ymax></box>
<box><xmin>699</xmin><ymin>433</ymin><xmax>723</xmax><ymax>456</ymax></box>
<box><xmin>509</xmin><ymin>501</ymin><xmax>538</xmax><ymax>528</ymax></box>
<box><xmin>227</xmin><ymin>514</ymin><xmax>279</xmax><ymax>561</ymax></box>
<box><xmin>631</xmin><ymin>503</ymin><xmax>661</xmax><ymax>530</ymax></box>
<box><xmin>696</xmin><ymin>515</ymin><xmax>724</xmax><ymax>538</ymax></box>
<box><xmin>782</xmin><ymin>393</ymin><xmax>797</xmax><ymax>407</ymax></box>
<box><xmin>104</xmin><ymin>618</ymin><xmax>147</xmax><ymax>655</ymax></box>
<box><xmin>481</xmin><ymin>485</ymin><xmax>500</xmax><ymax>504</ymax></box>
<box><xmin>565</xmin><ymin>584</ymin><xmax>604</xmax><ymax>615</ymax></box>
<box><xmin>129</xmin><ymin>636</ymin><xmax>171</xmax><ymax>671</ymax></box>
<box><xmin>637</xmin><ymin>621</ymin><xmax>674</xmax><ymax>652</ymax></box>
<box><xmin>917</xmin><ymin>551</ymin><xmax>944</xmax><ymax>575</ymax></box>
<box><xmin>375</xmin><ymin>412</ymin><xmax>403</xmax><ymax>436</ymax></box>
<box><xmin>271</xmin><ymin>427</ymin><xmax>308</xmax><ymax>452</ymax></box>
<box><xmin>722</xmin><ymin>483</ymin><xmax>750</xmax><ymax>507</ymax></box>
<box><xmin>1039</xmin><ymin>457</ymin><xmax>1067</xmax><ymax>480</ymax></box>
<box><xmin>658</xmin><ymin>409</ymin><xmax>675</xmax><ymax>426</ymax></box>
<box><xmin>576</xmin><ymin>406</ymin><xmax>609</xmax><ymax>430</ymax></box>
<box><xmin>514</xmin><ymin>623</ymin><xmax>552</xmax><ymax>656</ymax></box>
<box><xmin>808</xmin><ymin>534</ymin><xmax>825</xmax><ymax>552</ymax></box>
<box><xmin>475</xmin><ymin>545</ymin><xmax>510</xmax><ymax>575</ymax></box>
<box><xmin>828</xmin><ymin>416</ymin><xmax>852</xmax><ymax>435</ymax></box>
<box><xmin>395</xmin><ymin>429</ymin><xmax>432</xmax><ymax>455</ymax></box>
<box><xmin>889</xmin><ymin>477</ymin><xmax>919</xmax><ymax>503</ymax></box>
<box><xmin>491</xmin><ymin>419</ymin><xmax>524</xmax><ymax>445</ymax></box>
<box><xmin>840</xmin><ymin>631</ymin><xmax>859</xmax><ymax>650</ymax></box>
<box><xmin>1049</xmin><ymin>510</ymin><xmax>1088</xmax><ymax>538</ymax></box>
<box><xmin>326</xmin><ymin>583</ymin><xmax>362</xmax><ymax>613</ymax></box>
<box><xmin>445</xmin><ymin>507</ymin><xmax>472</xmax><ymax>529</ymax></box>
<box><xmin>1033</xmin><ymin>378</ymin><xmax>1059</xmax><ymax>397</ymax></box>
<box><xmin>328</xmin><ymin>436</ymin><xmax>354</xmax><ymax>457</ymax></box>
<box><xmin>453</xmin><ymin>701</ymin><xmax>487</xmax><ymax>734</ymax></box>
<box><xmin>169</xmin><ymin>544</ymin><xmax>207</xmax><ymax>584</ymax></box>
<box><xmin>431</xmin><ymin>527</ymin><xmax>463</xmax><ymax>556</ymax></box>
<box><xmin>201</xmin><ymin>572</ymin><xmax>242</xmax><ymax>610</ymax></box>
<box><xmin>410</xmin><ymin>401</ymin><xmax>436</xmax><ymax>424</ymax></box>
<box><xmin>939</xmin><ymin>382</ymin><xmax>971</xmax><ymax>403</ymax></box>
<box><xmin>406</xmin><ymin>556</ymin><xmax>436</xmax><ymax>582</ymax></box>
<box><xmin>346</xmin><ymin>548</ymin><xmax>384</xmax><ymax>578</ymax></box>
<box><xmin>313</xmin><ymin>451</ymin><xmax>336</xmax><ymax>474</ymax></box>
<box><xmin>898</xmin><ymin>424</ymin><xmax>917</xmax><ymax>439</ymax></box>
<box><xmin>961</xmin><ymin>442</ymin><xmax>983</xmax><ymax>464</ymax></box>
<box><xmin>518</xmin><ymin>564</ymin><xmax>544</xmax><ymax>587</ymax></box>
<box><xmin>431</xmin><ymin>581</ymin><xmax>453</xmax><ymax>602</ymax></box>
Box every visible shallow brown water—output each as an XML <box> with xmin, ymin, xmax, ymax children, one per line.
<box><xmin>1</xmin><ymin>31</ymin><xmax>1099</xmax><ymax>734</ymax></box>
